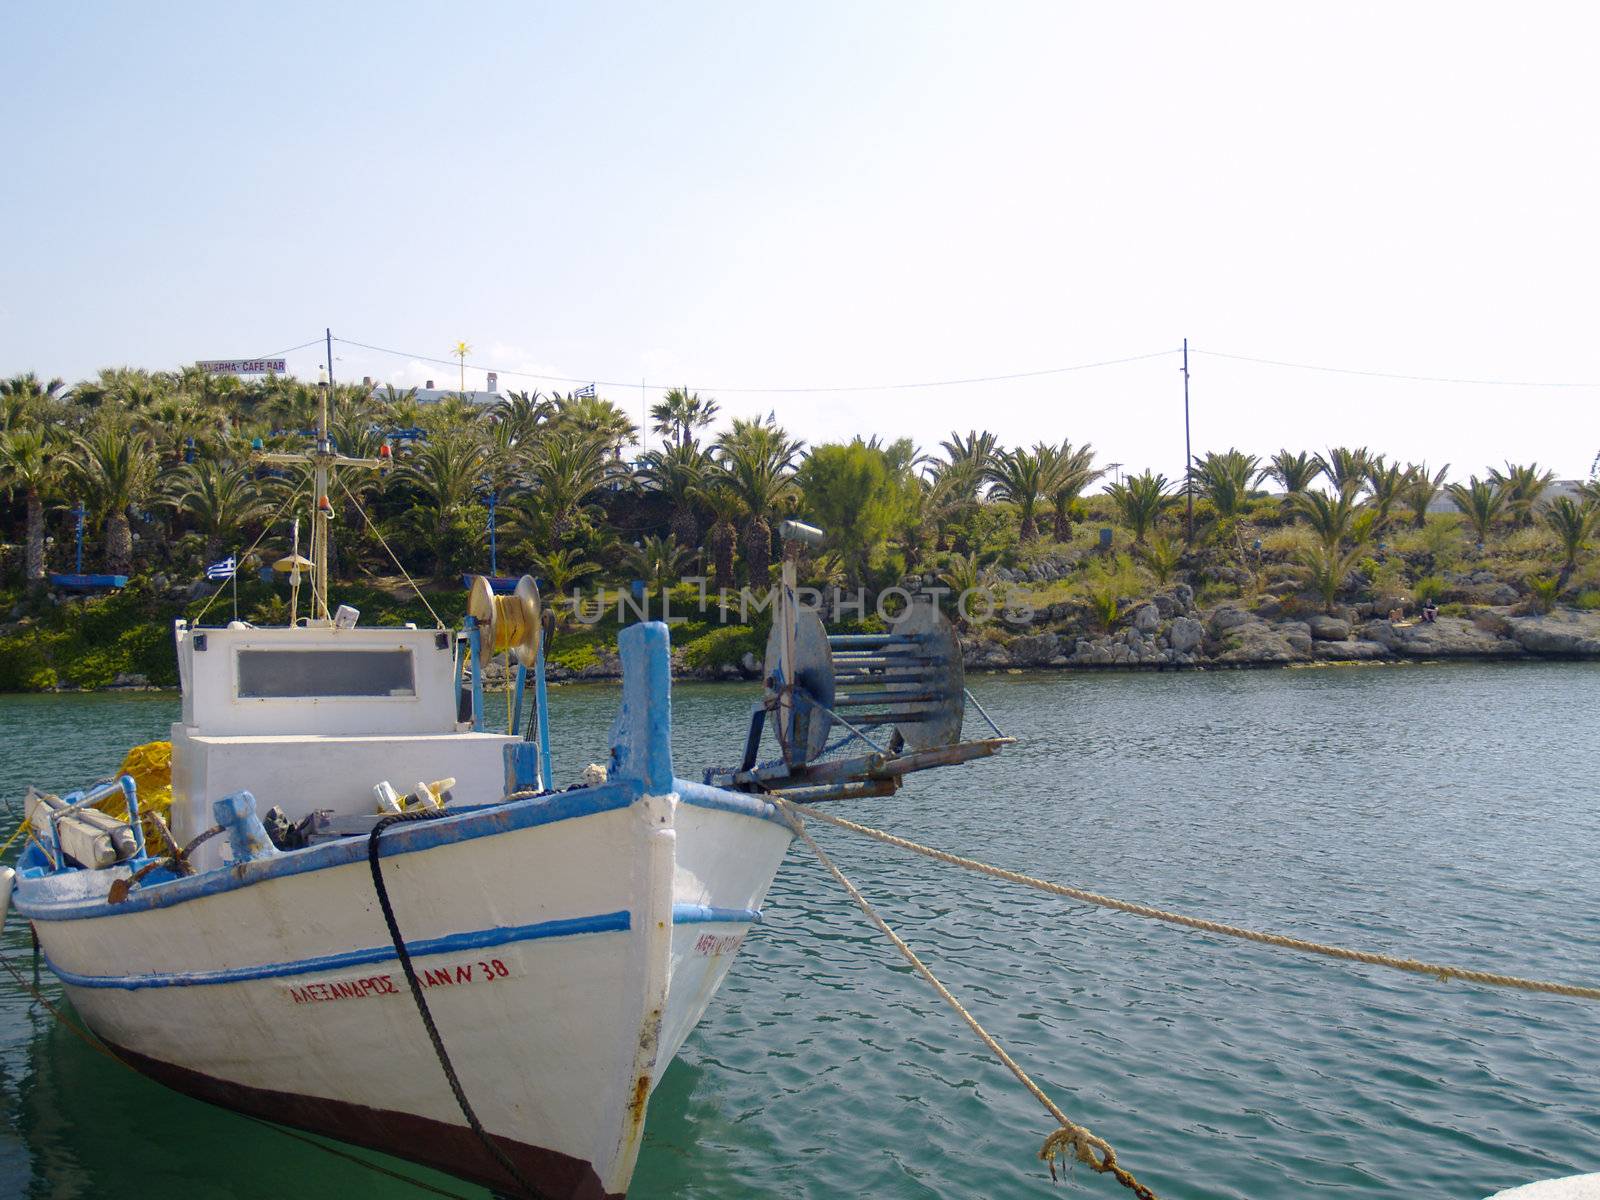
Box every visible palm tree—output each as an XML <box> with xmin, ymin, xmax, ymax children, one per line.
<box><xmin>1316</xmin><ymin>446</ymin><xmax>1373</xmax><ymax>495</ymax></box>
<box><xmin>1263</xmin><ymin>449</ymin><xmax>1323</xmax><ymax>499</ymax></box>
<box><xmin>1040</xmin><ymin>440</ymin><xmax>1103</xmax><ymax>541</ymax></box>
<box><xmin>650</xmin><ymin>388</ymin><xmax>719</xmax><ymax>449</ymax></box>
<box><xmin>492</xmin><ymin>390</ymin><xmax>554</xmax><ymax>448</ymax></box>
<box><xmin>552</xmin><ymin>393</ymin><xmax>636</xmax><ymax>454</ymax></box>
<box><xmin>624</xmin><ymin>534</ymin><xmax>690</xmax><ymax>593</ymax></box>
<box><xmin>939</xmin><ymin>429</ymin><xmax>998</xmax><ymax>474</ymax></box>
<box><xmin>1542</xmin><ymin>496</ymin><xmax>1597</xmax><ymax>586</ymax></box>
<box><xmin>531</xmin><ymin>546</ymin><xmax>598</xmax><ymax>592</ymax></box>
<box><xmin>714</xmin><ymin>416</ymin><xmax>802</xmax><ymax>586</ymax></box>
<box><xmin>1490</xmin><ymin>461</ymin><xmax>1556</xmax><ymax>527</ymax></box>
<box><xmin>1189</xmin><ymin>448</ymin><xmax>1261</xmax><ymax>521</ymax></box>
<box><xmin>1297</xmin><ymin>541</ymin><xmax>1369</xmax><ymax>612</ymax></box>
<box><xmin>162</xmin><ymin>459</ymin><xmax>269</xmax><ymax>562</ymax></box>
<box><xmin>699</xmin><ymin>479</ymin><xmax>743</xmax><ymax>595</ymax></box>
<box><xmin>985</xmin><ymin>446</ymin><xmax>1047</xmax><ymax>540</ymax></box>
<box><xmin>1446</xmin><ymin>476</ymin><xmax>1505</xmax><ymax>545</ymax></box>
<box><xmin>1402</xmin><ymin>463</ymin><xmax>1449</xmax><ymax>528</ymax></box>
<box><xmin>67</xmin><ymin>421</ymin><xmax>158</xmax><ymax>574</ymax></box>
<box><xmin>394</xmin><ymin>429</ymin><xmax>493</xmax><ymax>575</ymax></box>
<box><xmin>1106</xmin><ymin>471</ymin><xmax>1174</xmax><ymax>543</ymax></box>
<box><xmin>0</xmin><ymin>425</ymin><xmax>66</xmax><ymax>586</ymax></box>
<box><xmin>1</xmin><ymin>373</ymin><xmax>66</xmax><ymax>431</ymax></box>
<box><xmin>515</xmin><ymin>429</ymin><xmax>615</xmax><ymax>545</ymax></box>
<box><xmin>1362</xmin><ymin>457</ymin><xmax>1413</xmax><ymax>533</ymax></box>
<box><xmin>1290</xmin><ymin>485</ymin><xmax>1368</xmax><ymax>552</ymax></box>
<box><xmin>639</xmin><ymin>442</ymin><xmax>710</xmax><ymax>546</ymax></box>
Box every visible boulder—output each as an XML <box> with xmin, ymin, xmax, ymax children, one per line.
<box><xmin>1211</xmin><ymin>619</ymin><xmax>1306</xmax><ymax>665</ymax></box>
<box><xmin>1209</xmin><ymin>606</ymin><xmax>1252</xmax><ymax>636</ymax></box>
<box><xmin>963</xmin><ymin>640</ymin><xmax>1012</xmax><ymax>668</ymax></box>
<box><xmin>1169</xmin><ymin>583</ymin><xmax>1196</xmax><ymax>614</ymax></box>
<box><xmin>1313</xmin><ymin>639</ymin><xmax>1392</xmax><ymax>661</ymax></box>
<box><xmin>1169</xmin><ymin>616</ymin><xmax>1206</xmax><ymax>653</ymax></box>
<box><xmin>1390</xmin><ymin>616</ymin><xmax>1522</xmax><ymax>658</ymax></box>
<box><xmin>1355</xmin><ymin>619</ymin><xmax>1401</xmax><ymax>649</ymax></box>
<box><xmin>1308</xmin><ymin>615</ymin><xmax>1351</xmax><ymax>641</ymax></box>
<box><xmin>1005</xmin><ymin>631</ymin><xmax>1062</xmax><ymax>665</ymax></box>
<box><xmin>1132</xmin><ymin>604</ymin><xmax>1161</xmax><ymax>634</ymax></box>
<box><xmin>1506</xmin><ymin>610</ymin><xmax>1600</xmax><ymax>656</ymax></box>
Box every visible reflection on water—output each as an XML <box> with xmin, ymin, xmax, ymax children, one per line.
<box><xmin>4</xmin><ymin>663</ymin><xmax>1600</xmax><ymax>1198</ymax></box>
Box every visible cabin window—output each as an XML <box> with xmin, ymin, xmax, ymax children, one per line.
<box><xmin>235</xmin><ymin>648</ymin><xmax>417</xmax><ymax>699</ymax></box>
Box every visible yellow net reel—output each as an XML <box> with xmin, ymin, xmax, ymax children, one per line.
<box><xmin>467</xmin><ymin>574</ymin><xmax>542</xmax><ymax>667</ymax></box>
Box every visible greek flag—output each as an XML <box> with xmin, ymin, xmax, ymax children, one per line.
<box><xmin>573</xmin><ymin>383</ymin><xmax>596</xmax><ymax>399</ymax></box>
<box><xmin>205</xmin><ymin>556</ymin><xmax>236</xmax><ymax>581</ymax></box>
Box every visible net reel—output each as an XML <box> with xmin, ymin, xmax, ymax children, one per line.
<box><xmin>467</xmin><ymin>574</ymin><xmax>542</xmax><ymax>667</ymax></box>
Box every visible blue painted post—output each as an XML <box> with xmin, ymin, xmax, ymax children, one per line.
<box><xmin>512</xmin><ymin>661</ymin><xmax>527</xmax><ymax>735</ymax></box>
<box><xmin>213</xmin><ymin>791</ymin><xmax>278</xmax><ymax>863</ymax></box>
<box><xmin>609</xmin><ymin>622</ymin><xmax>674</xmax><ymax>791</ymax></box>
<box><xmin>118</xmin><ymin>775</ymin><xmax>145</xmax><ymax>858</ymax></box>
<box><xmin>535</xmin><ymin>641</ymin><xmax>553</xmax><ymax>788</ymax></box>
<box><xmin>467</xmin><ymin>617</ymin><xmax>485</xmax><ymax>732</ymax></box>
<box><xmin>502</xmin><ymin>741</ymin><xmax>542</xmax><ymax>795</ymax></box>
<box><xmin>73</xmin><ymin>503</ymin><xmax>85</xmax><ymax>574</ymax></box>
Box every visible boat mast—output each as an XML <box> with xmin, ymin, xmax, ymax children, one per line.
<box><xmin>253</xmin><ymin>327</ymin><xmax>388</xmax><ymax>626</ymax></box>
<box><xmin>315</xmin><ymin>328</ymin><xmax>334</xmax><ymax>620</ymax></box>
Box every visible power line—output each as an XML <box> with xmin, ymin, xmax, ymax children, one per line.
<box><xmin>1194</xmin><ymin>348</ymin><xmax>1600</xmax><ymax>389</ymax></box>
<box><xmin>330</xmin><ymin>335</ymin><xmax>1179</xmax><ymax>395</ymax></box>
<box><xmin>256</xmin><ymin>336</ymin><xmax>328</xmax><ymax>360</ymax></box>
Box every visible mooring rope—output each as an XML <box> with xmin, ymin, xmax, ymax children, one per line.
<box><xmin>0</xmin><ymin>951</ymin><xmax>473</xmax><ymax>1199</ymax></box>
<box><xmin>787</xmin><ymin>816</ymin><xmax>1160</xmax><ymax>1198</ymax></box>
<box><xmin>785</xmin><ymin>801</ymin><xmax>1600</xmax><ymax>1003</ymax></box>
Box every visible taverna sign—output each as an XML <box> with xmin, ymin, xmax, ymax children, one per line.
<box><xmin>196</xmin><ymin>358</ymin><xmax>287</xmax><ymax>375</ymax></box>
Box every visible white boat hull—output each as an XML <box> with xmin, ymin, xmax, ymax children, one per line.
<box><xmin>14</xmin><ymin>624</ymin><xmax>795</xmax><ymax>1198</ymax></box>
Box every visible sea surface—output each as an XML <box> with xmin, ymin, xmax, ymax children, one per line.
<box><xmin>2</xmin><ymin>662</ymin><xmax>1599</xmax><ymax>1199</ymax></box>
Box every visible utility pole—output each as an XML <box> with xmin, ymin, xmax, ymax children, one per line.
<box><xmin>1182</xmin><ymin>337</ymin><xmax>1193</xmax><ymax>545</ymax></box>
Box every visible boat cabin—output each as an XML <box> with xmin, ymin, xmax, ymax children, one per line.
<box><xmin>168</xmin><ymin>619</ymin><xmax>518</xmax><ymax>861</ymax></box>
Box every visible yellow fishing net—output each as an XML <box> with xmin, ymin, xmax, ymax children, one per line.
<box><xmin>94</xmin><ymin>740</ymin><xmax>174</xmax><ymax>847</ymax></box>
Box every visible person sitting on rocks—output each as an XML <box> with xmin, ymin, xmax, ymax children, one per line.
<box><xmin>1421</xmin><ymin>598</ymin><xmax>1438</xmax><ymax>623</ymax></box>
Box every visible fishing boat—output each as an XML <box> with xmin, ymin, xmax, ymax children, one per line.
<box><xmin>0</xmin><ymin>369</ymin><xmax>1010</xmax><ymax>1197</ymax></box>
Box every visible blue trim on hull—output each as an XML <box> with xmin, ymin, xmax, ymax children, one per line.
<box><xmin>50</xmin><ymin>910</ymin><xmax>633</xmax><ymax>991</ymax></box>
<box><xmin>15</xmin><ymin>784</ymin><xmax>639</xmax><ymax>923</ymax></box>
<box><xmin>674</xmin><ymin>778</ymin><xmax>789</xmax><ymax>828</ymax></box>
<box><xmin>670</xmin><ymin>904</ymin><xmax>763</xmax><ymax>926</ymax></box>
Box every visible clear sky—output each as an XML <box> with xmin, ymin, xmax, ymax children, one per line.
<box><xmin>3</xmin><ymin>2</ymin><xmax>1596</xmax><ymax>481</ymax></box>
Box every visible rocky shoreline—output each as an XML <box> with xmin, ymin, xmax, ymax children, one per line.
<box><xmin>470</xmin><ymin>594</ymin><xmax>1600</xmax><ymax>686</ymax></box>
<box><xmin>60</xmin><ymin>589</ymin><xmax>1600</xmax><ymax>694</ymax></box>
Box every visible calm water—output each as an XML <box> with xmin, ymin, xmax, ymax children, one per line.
<box><xmin>3</xmin><ymin>663</ymin><xmax>1599</xmax><ymax>1199</ymax></box>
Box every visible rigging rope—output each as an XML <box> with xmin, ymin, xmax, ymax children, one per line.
<box><xmin>0</xmin><ymin>952</ymin><xmax>472</xmax><ymax>1199</ymax></box>
<box><xmin>785</xmin><ymin>802</ymin><xmax>1600</xmax><ymax>1003</ymax></box>
<box><xmin>192</xmin><ymin>477</ymin><xmax>309</xmax><ymax>625</ymax></box>
<box><xmin>336</xmin><ymin>476</ymin><xmax>446</xmax><ymax>629</ymax></box>
<box><xmin>786</xmin><ymin>815</ymin><xmax>1159</xmax><ymax>1198</ymax></box>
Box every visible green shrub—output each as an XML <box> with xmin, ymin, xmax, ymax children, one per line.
<box><xmin>1527</xmin><ymin>575</ymin><xmax>1559</xmax><ymax>614</ymax></box>
<box><xmin>680</xmin><ymin>624</ymin><xmax>764</xmax><ymax>670</ymax></box>
<box><xmin>1576</xmin><ymin>590</ymin><xmax>1600</xmax><ymax>611</ymax></box>
<box><xmin>0</xmin><ymin>633</ymin><xmax>57</xmax><ymax>692</ymax></box>
<box><xmin>1414</xmin><ymin>575</ymin><xmax>1448</xmax><ymax>604</ymax></box>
